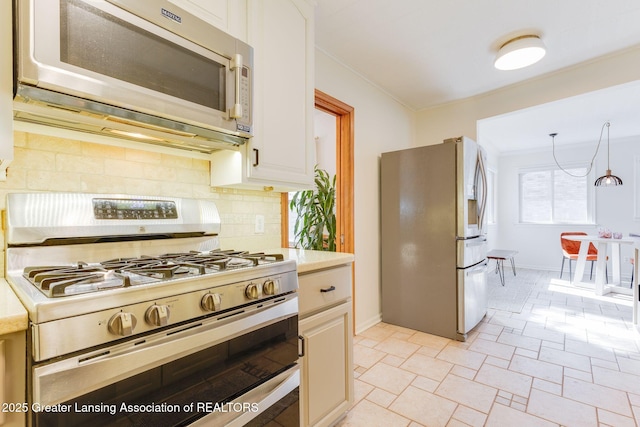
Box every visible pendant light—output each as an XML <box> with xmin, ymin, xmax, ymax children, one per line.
<box><xmin>594</xmin><ymin>121</ymin><xmax>623</xmax><ymax>186</ymax></box>
<box><xmin>550</xmin><ymin>121</ymin><xmax>622</xmax><ymax>187</ymax></box>
<box><xmin>494</xmin><ymin>35</ymin><xmax>546</xmax><ymax>70</ymax></box>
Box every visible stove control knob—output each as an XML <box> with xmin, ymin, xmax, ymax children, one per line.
<box><xmin>201</xmin><ymin>292</ymin><xmax>222</xmax><ymax>312</ymax></box>
<box><xmin>245</xmin><ymin>283</ymin><xmax>262</xmax><ymax>300</ymax></box>
<box><xmin>145</xmin><ymin>304</ymin><xmax>170</xmax><ymax>327</ymax></box>
<box><xmin>262</xmin><ymin>279</ymin><xmax>279</xmax><ymax>295</ymax></box>
<box><xmin>108</xmin><ymin>312</ymin><xmax>137</xmax><ymax>336</ymax></box>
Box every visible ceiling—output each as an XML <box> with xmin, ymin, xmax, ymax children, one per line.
<box><xmin>314</xmin><ymin>0</ymin><xmax>640</xmax><ymax>152</ymax></box>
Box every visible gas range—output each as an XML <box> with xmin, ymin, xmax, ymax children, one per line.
<box><xmin>4</xmin><ymin>193</ymin><xmax>298</xmax><ymax>362</ymax></box>
<box><xmin>22</xmin><ymin>249</ymin><xmax>286</xmax><ymax>298</ymax></box>
<box><xmin>6</xmin><ymin>193</ymin><xmax>301</xmax><ymax>426</ymax></box>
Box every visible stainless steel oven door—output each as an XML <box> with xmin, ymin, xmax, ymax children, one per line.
<box><xmin>16</xmin><ymin>0</ymin><xmax>252</xmax><ymax>135</ymax></box>
<box><xmin>30</xmin><ymin>295</ymin><xmax>298</xmax><ymax>426</ymax></box>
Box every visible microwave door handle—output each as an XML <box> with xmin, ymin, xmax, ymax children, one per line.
<box><xmin>229</xmin><ymin>54</ymin><xmax>244</xmax><ymax>119</ymax></box>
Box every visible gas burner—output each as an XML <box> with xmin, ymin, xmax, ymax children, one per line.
<box><xmin>21</xmin><ymin>251</ymin><xmax>287</xmax><ymax>298</ymax></box>
<box><xmin>23</xmin><ymin>263</ymin><xmax>132</xmax><ymax>297</ymax></box>
<box><xmin>102</xmin><ymin>251</ymin><xmax>286</xmax><ymax>276</ymax></box>
<box><xmin>101</xmin><ymin>257</ymin><xmax>194</xmax><ymax>279</ymax></box>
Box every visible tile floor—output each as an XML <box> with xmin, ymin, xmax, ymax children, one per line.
<box><xmin>335</xmin><ymin>269</ymin><xmax>640</xmax><ymax>426</ymax></box>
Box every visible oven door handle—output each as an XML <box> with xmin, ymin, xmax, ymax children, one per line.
<box><xmin>32</xmin><ymin>296</ymin><xmax>298</xmax><ymax>407</ymax></box>
<box><xmin>190</xmin><ymin>365</ymin><xmax>299</xmax><ymax>427</ymax></box>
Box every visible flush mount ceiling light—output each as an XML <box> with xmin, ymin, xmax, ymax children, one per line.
<box><xmin>494</xmin><ymin>35</ymin><xmax>546</xmax><ymax>70</ymax></box>
<box><xmin>549</xmin><ymin>121</ymin><xmax>622</xmax><ymax>187</ymax></box>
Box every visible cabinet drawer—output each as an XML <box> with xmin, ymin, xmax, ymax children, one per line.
<box><xmin>298</xmin><ymin>264</ymin><xmax>352</xmax><ymax>317</ymax></box>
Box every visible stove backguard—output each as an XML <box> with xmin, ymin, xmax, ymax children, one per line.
<box><xmin>5</xmin><ymin>193</ymin><xmax>221</xmax><ymax>247</ymax></box>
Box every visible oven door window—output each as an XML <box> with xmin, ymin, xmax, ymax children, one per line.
<box><xmin>58</xmin><ymin>0</ymin><xmax>226</xmax><ymax>112</ymax></box>
<box><xmin>33</xmin><ymin>315</ymin><xmax>298</xmax><ymax>427</ymax></box>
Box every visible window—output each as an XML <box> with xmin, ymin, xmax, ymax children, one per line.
<box><xmin>519</xmin><ymin>166</ymin><xmax>594</xmax><ymax>224</ymax></box>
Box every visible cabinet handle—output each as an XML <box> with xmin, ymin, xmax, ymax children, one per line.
<box><xmin>320</xmin><ymin>285</ymin><xmax>336</xmax><ymax>293</ymax></box>
<box><xmin>298</xmin><ymin>335</ymin><xmax>305</xmax><ymax>357</ymax></box>
<box><xmin>253</xmin><ymin>148</ymin><xmax>259</xmax><ymax>167</ymax></box>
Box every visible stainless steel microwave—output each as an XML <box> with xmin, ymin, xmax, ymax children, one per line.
<box><xmin>13</xmin><ymin>0</ymin><xmax>253</xmax><ymax>153</ymax></box>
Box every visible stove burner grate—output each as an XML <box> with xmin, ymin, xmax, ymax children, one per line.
<box><xmin>21</xmin><ymin>251</ymin><xmax>285</xmax><ymax>298</ymax></box>
<box><xmin>23</xmin><ymin>263</ymin><xmax>131</xmax><ymax>297</ymax></box>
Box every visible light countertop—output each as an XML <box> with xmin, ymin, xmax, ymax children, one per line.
<box><xmin>0</xmin><ymin>278</ymin><xmax>28</xmax><ymax>335</ymax></box>
<box><xmin>269</xmin><ymin>248</ymin><xmax>354</xmax><ymax>274</ymax></box>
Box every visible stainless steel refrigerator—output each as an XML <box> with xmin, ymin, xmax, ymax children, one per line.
<box><xmin>381</xmin><ymin>137</ymin><xmax>488</xmax><ymax>341</ymax></box>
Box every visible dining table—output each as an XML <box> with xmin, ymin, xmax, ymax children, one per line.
<box><xmin>561</xmin><ymin>234</ymin><xmax>635</xmax><ymax>296</ymax></box>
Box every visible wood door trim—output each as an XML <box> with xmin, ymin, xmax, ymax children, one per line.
<box><xmin>281</xmin><ymin>89</ymin><xmax>354</xmax><ymax>257</ymax></box>
<box><xmin>316</xmin><ymin>89</ymin><xmax>355</xmax><ymax>334</ymax></box>
<box><xmin>281</xmin><ymin>193</ymin><xmax>289</xmax><ymax>247</ymax></box>
<box><xmin>314</xmin><ymin>89</ymin><xmax>355</xmax><ymax>257</ymax></box>
<box><xmin>282</xmin><ymin>89</ymin><xmax>355</xmax><ymax>331</ymax></box>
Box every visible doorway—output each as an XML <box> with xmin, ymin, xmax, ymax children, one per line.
<box><xmin>280</xmin><ymin>89</ymin><xmax>354</xmax><ymax>255</ymax></box>
<box><xmin>280</xmin><ymin>90</ymin><xmax>355</xmax><ymax>321</ymax></box>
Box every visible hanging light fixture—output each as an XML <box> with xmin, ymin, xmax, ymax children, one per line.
<box><xmin>550</xmin><ymin>121</ymin><xmax>622</xmax><ymax>187</ymax></box>
<box><xmin>594</xmin><ymin>121</ymin><xmax>623</xmax><ymax>186</ymax></box>
<box><xmin>494</xmin><ymin>35</ymin><xmax>546</xmax><ymax>70</ymax></box>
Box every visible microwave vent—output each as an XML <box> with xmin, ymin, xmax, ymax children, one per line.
<box><xmin>13</xmin><ymin>84</ymin><xmax>247</xmax><ymax>155</ymax></box>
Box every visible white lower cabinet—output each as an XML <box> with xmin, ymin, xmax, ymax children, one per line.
<box><xmin>298</xmin><ymin>264</ymin><xmax>354</xmax><ymax>426</ymax></box>
<box><xmin>0</xmin><ymin>332</ymin><xmax>26</xmax><ymax>427</ymax></box>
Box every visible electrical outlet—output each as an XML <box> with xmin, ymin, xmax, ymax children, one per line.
<box><xmin>255</xmin><ymin>215</ymin><xmax>265</xmax><ymax>234</ymax></box>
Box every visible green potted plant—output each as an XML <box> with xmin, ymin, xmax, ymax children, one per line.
<box><xmin>289</xmin><ymin>166</ymin><xmax>337</xmax><ymax>251</ymax></box>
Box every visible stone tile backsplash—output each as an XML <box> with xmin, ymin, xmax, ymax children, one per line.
<box><xmin>0</xmin><ymin>131</ymin><xmax>282</xmax><ymax>276</ymax></box>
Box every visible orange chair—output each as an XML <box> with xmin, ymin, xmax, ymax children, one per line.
<box><xmin>560</xmin><ymin>232</ymin><xmax>607</xmax><ymax>282</ymax></box>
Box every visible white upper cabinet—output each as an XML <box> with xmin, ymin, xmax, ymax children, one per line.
<box><xmin>168</xmin><ymin>0</ymin><xmax>248</xmax><ymax>41</ymax></box>
<box><xmin>210</xmin><ymin>0</ymin><xmax>315</xmax><ymax>191</ymax></box>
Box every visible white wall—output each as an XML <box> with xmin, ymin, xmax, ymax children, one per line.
<box><xmin>416</xmin><ymin>46</ymin><xmax>640</xmax><ymax>145</ymax></box>
<box><xmin>415</xmin><ymin>46</ymin><xmax>640</xmax><ymax>277</ymax></box>
<box><xmin>315</xmin><ymin>49</ymin><xmax>416</xmax><ymax>333</ymax></box>
<box><xmin>315</xmin><ymin>45</ymin><xmax>640</xmax><ymax>332</ymax></box>
<box><xmin>314</xmin><ymin>109</ymin><xmax>337</xmax><ymax>177</ymax></box>
<box><xmin>496</xmin><ymin>137</ymin><xmax>637</xmax><ymax>276</ymax></box>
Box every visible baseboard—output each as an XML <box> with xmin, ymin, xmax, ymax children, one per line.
<box><xmin>355</xmin><ymin>313</ymin><xmax>382</xmax><ymax>335</ymax></box>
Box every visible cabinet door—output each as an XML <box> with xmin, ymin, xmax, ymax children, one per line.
<box><xmin>246</xmin><ymin>0</ymin><xmax>315</xmax><ymax>188</ymax></box>
<box><xmin>299</xmin><ymin>301</ymin><xmax>353</xmax><ymax>427</ymax></box>
<box><xmin>167</xmin><ymin>0</ymin><xmax>247</xmax><ymax>41</ymax></box>
<box><xmin>210</xmin><ymin>0</ymin><xmax>315</xmax><ymax>191</ymax></box>
<box><xmin>0</xmin><ymin>332</ymin><xmax>27</xmax><ymax>427</ymax></box>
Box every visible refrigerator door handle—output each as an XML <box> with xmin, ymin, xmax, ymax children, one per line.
<box><xmin>476</xmin><ymin>149</ymin><xmax>488</xmax><ymax>235</ymax></box>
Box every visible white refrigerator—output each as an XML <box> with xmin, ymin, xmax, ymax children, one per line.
<box><xmin>381</xmin><ymin>137</ymin><xmax>488</xmax><ymax>341</ymax></box>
